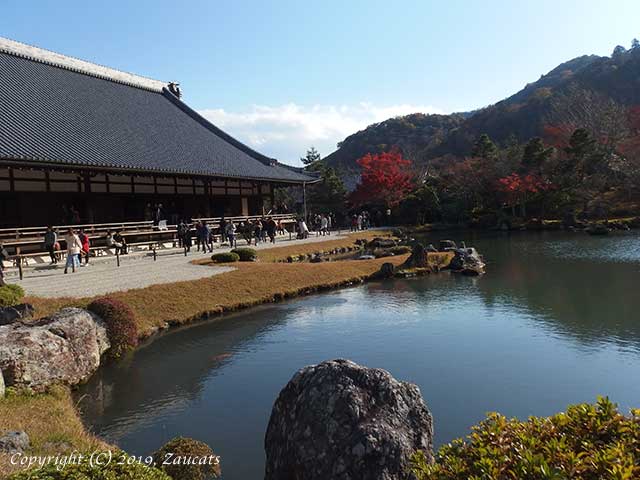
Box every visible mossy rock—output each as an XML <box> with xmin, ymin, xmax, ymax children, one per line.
<box><xmin>211</xmin><ymin>252</ymin><xmax>240</xmax><ymax>263</ymax></box>
<box><xmin>0</xmin><ymin>284</ymin><xmax>25</xmax><ymax>308</ymax></box>
<box><xmin>153</xmin><ymin>437</ymin><xmax>221</xmax><ymax>480</ymax></box>
<box><xmin>230</xmin><ymin>247</ymin><xmax>257</xmax><ymax>262</ymax></box>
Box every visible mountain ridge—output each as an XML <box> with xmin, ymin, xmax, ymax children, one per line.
<box><xmin>323</xmin><ymin>45</ymin><xmax>640</xmax><ymax>186</ymax></box>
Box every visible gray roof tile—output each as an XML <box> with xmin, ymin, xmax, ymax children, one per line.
<box><xmin>0</xmin><ymin>46</ymin><xmax>314</xmax><ymax>183</ymax></box>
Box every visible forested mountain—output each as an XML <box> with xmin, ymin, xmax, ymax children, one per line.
<box><xmin>324</xmin><ymin>42</ymin><xmax>640</xmax><ymax>186</ymax></box>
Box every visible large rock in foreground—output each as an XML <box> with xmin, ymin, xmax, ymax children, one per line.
<box><xmin>0</xmin><ymin>308</ymin><xmax>110</xmax><ymax>391</ymax></box>
<box><xmin>265</xmin><ymin>359</ymin><xmax>433</xmax><ymax>480</ymax></box>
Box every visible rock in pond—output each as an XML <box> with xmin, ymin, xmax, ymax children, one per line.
<box><xmin>265</xmin><ymin>358</ymin><xmax>433</xmax><ymax>480</ymax></box>
<box><xmin>438</xmin><ymin>240</ymin><xmax>457</xmax><ymax>252</ymax></box>
<box><xmin>379</xmin><ymin>262</ymin><xmax>395</xmax><ymax>279</ymax></box>
<box><xmin>0</xmin><ymin>308</ymin><xmax>110</xmax><ymax>392</ymax></box>
<box><xmin>402</xmin><ymin>243</ymin><xmax>428</xmax><ymax>269</ymax></box>
<box><xmin>368</xmin><ymin>237</ymin><xmax>397</xmax><ymax>249</ymax></box>
<box><xmin>0</xmin><ymin>431</ymin><xmax>30</xmax><ymax>454</ymax></box>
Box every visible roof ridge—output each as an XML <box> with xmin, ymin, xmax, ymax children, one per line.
<box><xmin>0</xmin><ymin>36</ymin><xmax>167</xmax><ymax>92</ymax></box>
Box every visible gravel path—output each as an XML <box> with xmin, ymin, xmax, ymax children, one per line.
<box><xmin>14</xmin><ymin>232</ymin><xmax>347</xmax><ymax>298</ymax></box>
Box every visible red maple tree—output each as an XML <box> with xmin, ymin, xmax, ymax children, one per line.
<box><xmin>497</xmin><ymin>173</ymin><xmax>551</xmax><ymax>216</ymax></box>
<box><xmin>350</xmin><ymin>150</ymin><xmax>415</xmax><ymax>207</ymax></box>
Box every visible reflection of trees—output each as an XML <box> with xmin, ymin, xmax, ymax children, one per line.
<box><xmin>412</xmin><ymin>231</ymin><xmax>640</xmax><ymax>349</ymax></box>
<box><xmin>76</xmin><ymin>306</ymin><xmax>289</xmax><ymax>440</ymax></box>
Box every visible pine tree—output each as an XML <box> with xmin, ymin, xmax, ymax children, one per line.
<box><xmin>471</xmin><ymin>134</ymin><xmax>498</xmax><ymax>160</ymax></box>
<box><xmin>301</xmin><ymin>147</ymin><xmax>321</xmax><ymax>166</ymax></box>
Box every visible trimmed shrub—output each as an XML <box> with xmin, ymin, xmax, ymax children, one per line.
<box><xmin>87</xmin><ymin>297</ymin><xmax>138</xmax><ymax>359</ymax></box>
<box><xmin>153</xmin><ymin>437</ymin><xmax>221</xmax><ymax>480</ymax></box>
<box><xmin>0</xmin><ymin>283</ymin><xmax>24</xmax><ymax>307</ymax></box>
<box><xmin>411</xmin><ymin>397</ymin><xmax>640</xmax><ymax>480</ymax></box>
<box><xmin>231</xmin><ymin>247</ymin><xmax>257</xmax><ymax>262</ymax></box>
<box><xmin>211</xmin><ymin>252</ymin><xmax>240</xmax><ymax>263</ymax></box>
<box><xmin>7</xmin><ymin>456</ymin><xmax>171</xmax><ymax>479</ymax></box>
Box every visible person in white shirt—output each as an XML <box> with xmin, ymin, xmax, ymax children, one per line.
<box><xmin>64</xmin><ymin>228</ymin><xmax>82</xmax><ymax>274</ymax></box>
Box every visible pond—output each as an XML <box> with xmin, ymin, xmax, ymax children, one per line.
<box><xmin>77</xmin><ymin>230</ymin><xmax>640</xmax><ymax>480</ymax></box>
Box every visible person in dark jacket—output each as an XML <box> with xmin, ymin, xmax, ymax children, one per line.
<box><xmin>44</xmin><ymin>226</ymin><xmax>58</xmax><ymax>264</ymax></box>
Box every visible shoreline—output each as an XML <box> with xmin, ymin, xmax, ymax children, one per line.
<box><xmin>2</xmin><ymin>231</ymin><xmax>423</xmax><ymax>478</ymax></box>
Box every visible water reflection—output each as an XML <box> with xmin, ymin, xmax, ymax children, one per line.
<box><xmin>77</xmin><ymin>231</ymin><xmax>640</xmax><ymax>480</ymax></box>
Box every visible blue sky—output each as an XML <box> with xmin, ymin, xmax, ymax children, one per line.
<box><xmin>2</xmin><ymin>0</ymin><xmax>639</xmax><ymax>164</ymax></box>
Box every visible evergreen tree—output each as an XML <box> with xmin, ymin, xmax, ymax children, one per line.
<box><xmin>471</xmin><ymin>134</ymin><xmax>498</xmax><ymax>160</ymax></box>
<box><xmin>301</xmin><ymin>147</ymin><xmax>321</xmax><ymax>166</ymax></box>
<box><xmin>306</xmin><ymin>163</ymin><xmax>347</xmax><ymax>215</ymax></box>
<box><xmin>522</xmin><ymin>137</ymin><xmax>553</xmax><ymax>171</ymax></box>
<box><xmin>631</xmin><ymin>38</ymin><xmax>639</xmax><ymax>50</ymax></box>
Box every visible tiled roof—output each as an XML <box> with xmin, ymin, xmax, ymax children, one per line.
<box><xmin>0</xmin><ymin>38</ymin><xmax>315</xmax><ymax>184</ymax></box>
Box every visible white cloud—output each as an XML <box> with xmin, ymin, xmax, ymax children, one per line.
<box><xmin>198</xmin><ymin>102</ymin><xmax>443</xmax><ymax>166</ymax></box>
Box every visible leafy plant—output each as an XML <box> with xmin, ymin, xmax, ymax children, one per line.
<box><xmin>411</xmin><ymin>397</ymin><xmax>640</xmax><ymax>480</ymax></box>
<box><xmin>87</xmin><ymin>297</ymin><xmax>138</xmax><ymax>359</ymax></box>
<box><xmin>153</xmin><ymin>437</ymin><xmax>220</xmax><ymax>480</ymax></box>
<box><xmin>211</xmin><ymin>252</ymin><xmax>240</xmax><ymax>263</ymax></box>
<box><xmin>230</xmin><ymin>247</ymin><xmax>257</xmax><ymax>262</ymax></box>
<box><xmin>7</xmin><ymin>456</ymin><xmax>171</xmax><ymax>479</ymax></box>
<box><xmin>0</xmin><ymin>283</ymin><xmax>25</xmax><ymax>307</ymax></box>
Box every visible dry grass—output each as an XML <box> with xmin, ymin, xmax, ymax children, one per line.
<box><xmin>0</xmin><ymin>386</ymin><xmax>108</xmax><ymax>478</ymax></box>
<box><xmin>27</xmin><ymin>230</ymin><xmax>394</xmax><ymax>333</ymax></box>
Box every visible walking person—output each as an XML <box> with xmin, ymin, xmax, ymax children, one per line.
<box><xmin>183</xmin><ymin>224</ymin><xmax>193</xmax><ymax>253</ymax></box>
<box><xmin>219</xmin><ymin>216</ymin><xmax>227</xmax><ymax>243</ymax></box>
<box><xmin>225</xmin><ymin>221</ymin><xmax>237</xmax><ymax>248</ymax></box>
<box><xmin>266</xmin><ymin>217</ymin><xmax>277</xmax><ymax>244</ymax></box>
<box><xmin>44</xmin><ymin>226</ymin><xmax>58</xmax><ymax>264</ymax></box>
<box><xmin>253</xmin><ymin>220</ymin><xmax>262</xmax><ymax>246</ymax></box>
<box><xmin>200</xmin><ymin>221</ymin><xmax>213</xmax><ymax>253</ymax></box>
<box><xmin>63</xmin><ymin>228</ymin><xmax>82</xmax><ymax>274</ymax></box>
<box><xmin>320</xmin><ymin>214</ymin><xmax>329</xmax><ymax>236</ymax></box>
<box><xmin>78</xmin><ymin>229</ymin><xmax>90</xmax><ymax>265</ymax></box>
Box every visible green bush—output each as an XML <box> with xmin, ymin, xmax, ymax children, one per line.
<box><xmin>87</xmin><ymin>297</ymin><xmax>138</xmax><ymax>359</ymax></box>
<box><xmin>411</xmin><ymin>397</ymin><xmax>640</xmax><ymax>480</ymax></box>
<box><xmin>211</xmin><ymin>252</ymin><xmax>240</xmax><ymax>263</ymax></box>
<box><xmin>0</xmin><ymin>283</ymin><xmax>25</xmax><ymax>307</ymax></box>
<box><xmin>153</xmin><ymin>437</ymin><xmax>221</xmax><ymax>480</ymax></box>
<box><xmin>231</xmin><ymin>247</ymin><xmax>257</xmax><ymax>262</ymax></box>
<box><xmin>7</xmin><ymin>456</ymin><xmax>171</xmax><ymax>479</ymax></box>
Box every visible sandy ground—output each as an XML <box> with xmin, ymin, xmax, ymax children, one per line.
<box><xmin>12</xmin><ymin>232</ymin><xmax>345</xmax><ymax>298</ymax></box>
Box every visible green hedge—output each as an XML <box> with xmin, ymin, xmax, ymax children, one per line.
<box><xmin>87</xmin><ymin>297</ymin><xmax>138</xmax><ymax>359</ymax></box>
<box><xmin>211</xmin><ymin>252</ymin><xmax>240</xmax><ymax>263</ymax></box>
<box><xmin>0</xmin><ymin>283</ymin><xmax>25</xmax><ymax>307</ymax></box>
<box><xmin>7</xmin><ymin>457</ymin><xmax>171</xmax><ymax>480</ymax></box>
<box><xmin>412</xmin><ymin>397</ymin><xmax>640</xmax><ymax>480</ymax></box>
<box><xmin>230</xmin><ymin>247</ymin><xmax>257</xmax><ymax>262</ymax></box>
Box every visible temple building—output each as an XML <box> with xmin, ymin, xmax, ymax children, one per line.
<box><xmin>0</xmin><ymin>37</ymin><xmax>315</xmax><ymax>227</ymax></box>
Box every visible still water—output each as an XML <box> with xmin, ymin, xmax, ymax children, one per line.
<box><xmin>77</xmin><ymin>231</ymin><xmax>640</xmax><ymax>479</ymax></box>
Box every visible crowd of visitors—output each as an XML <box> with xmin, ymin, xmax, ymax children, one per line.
<box><xmin>350</xmin><ymin>211</ymin><xmax>372</xmax><ymax>231</ymax></box>
<box><xmin>1</xmin><ymin>212</ymin><xmax>354</xmax><ymax>278</ymax></box>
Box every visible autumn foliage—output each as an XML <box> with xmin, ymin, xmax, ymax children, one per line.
<box><xmin>497</xmin><ymin>173</ymin><xmax>550</xmax><ymax>202</ymax></box>
<box><xmin>350</xmin><ymin>150</ymin><xmax>415</xmax><ymax>207</ymax></box>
